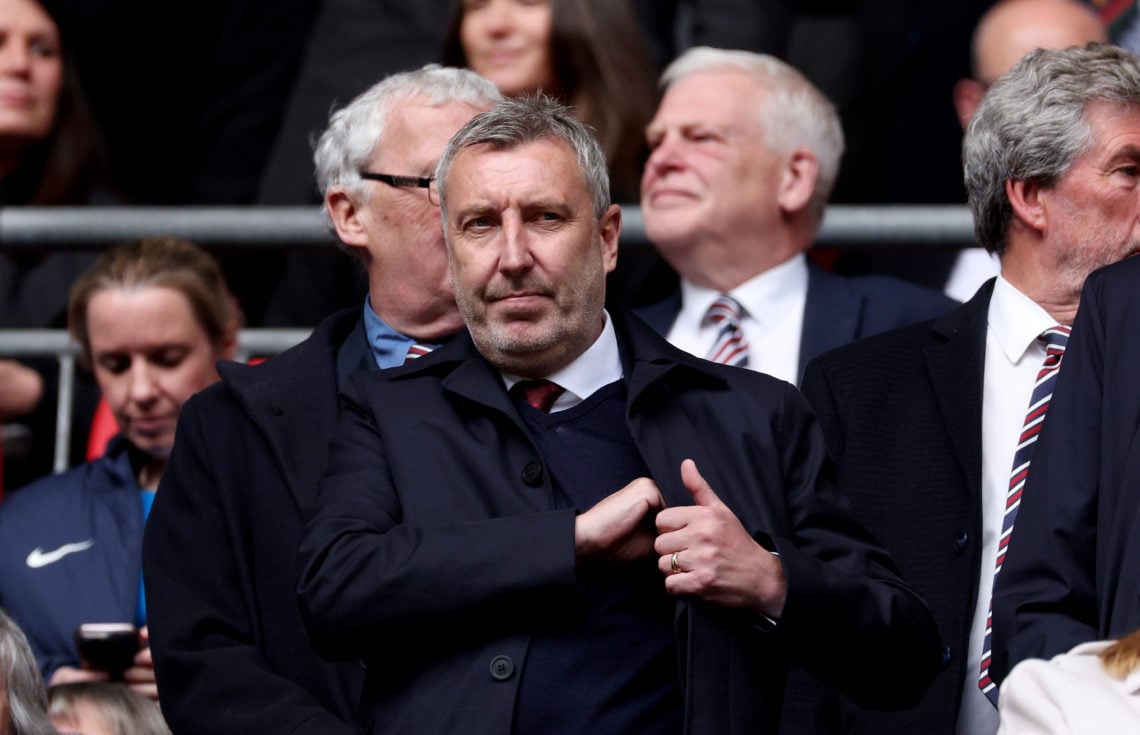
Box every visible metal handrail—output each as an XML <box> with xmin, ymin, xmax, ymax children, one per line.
<box><xmin>0</xmin><ymin>201</ymin><xmax>979</xmax><ymax>477</ymax></box>
<box><xmin>0</xmin><ymin>329</ymin><xmax>311</xmax><ymax>474</ymax></box>
<box><xmin>0</xmin><ymin>204</ymin><xmax>977</xmax><ymax>250</ymax></box>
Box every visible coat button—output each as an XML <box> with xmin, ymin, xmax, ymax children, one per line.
<box><xmin>941</xmin><ymin>645</ymin><xmax>953</xmax><ymax>668</ymax></box>
<box><xmin>521</xmin><ymin>461</ymin><xmax>543</xmax><ymax>487</ymax></box>
<box><xmin>489</xmin><ymin>654</ymin><xmax>515</xmax><ymax>681</ymax></box>
<box><xmin>952</xmin><ymin>531</ymin><xmax>969</xmax><ymax>556</ymax></box>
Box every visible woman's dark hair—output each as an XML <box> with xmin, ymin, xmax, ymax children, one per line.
<box><xmin>3</xmin><ymin>0</ymin><xmax>112</xmax><ymax>205</ymax></box>
<box><xmin>442</xmin><ymin>0</ymin><xmax>658</xmax><ymax>202</ymax></box>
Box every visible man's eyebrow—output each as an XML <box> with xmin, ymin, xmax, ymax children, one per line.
<box><xmin>452</xmin><ymin>202</ymin><xmax>496</xmax><ymax>221</ymax></box>
<box><xmin>1109</xmin><ymin>144</ymin><xmax>1140</xmax><ymax>162</ymax></box>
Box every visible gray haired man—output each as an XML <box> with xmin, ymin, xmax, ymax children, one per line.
<box><xmin>298</xmin><ymin>94</ymin><xmax>940</xmax><ymax>735</ymax></box>
<box><xmin>792</xmin><ymin>42</ymin><xmax>1140</xmax><ymax>735</ymax></box>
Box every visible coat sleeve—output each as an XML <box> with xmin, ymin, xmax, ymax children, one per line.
<box><xmin>143</xmin><ymin>395</ymin><xmax>358</xmax><ymax>735</ymax></box>
<box><xmin>764</xmin><ymin>382</ymin><xmax>943</xmax><ymax>710</ymax></box>
<box><xmin>296</xmin><ymin>376</ymin><xmax>581</xmax><ymax>660</ymax></box>
<box><xmin>990</xmin><ymin>278</ymin><xmax>1108</xmax><ymax>684</ymax></box>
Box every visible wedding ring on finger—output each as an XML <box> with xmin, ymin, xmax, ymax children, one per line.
<box><xmin>670</xmin><ymin>551</ymin><xmax>682</xmax><ymax>573</ymax></box>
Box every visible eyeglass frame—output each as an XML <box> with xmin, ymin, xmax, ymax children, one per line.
<box><xmin>359</xmin><ymin>171</ymin><xmax>439</xmax><ymax>204</ymax></box>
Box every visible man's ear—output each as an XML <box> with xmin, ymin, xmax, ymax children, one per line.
<box><xmin>1006</xmin><ymin>177</ymin><xmax>1047</xmax><ymax>234</ymax></box>
<box><xmin>598</xmin><ymin>203</ymin><xmax>622</xmax><ymax>274</ymax></box>
<box><xmin>953</xmin><ymin>78</ymin><xmax>986</xmax><ymax>131</ymax></box>
<box><xmin>326</xmin><ymin>187</ymin><xmax>370</xmax><ymax>249</ymax></box>
<box><xmin>776</xmin><ymin>148</ymin><xmax>818</xmax><ymax>216</ymax></box>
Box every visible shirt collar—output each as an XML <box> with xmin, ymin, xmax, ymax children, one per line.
<box><xmin>362</xmin><ymin>296</ymin><xmax>440</xmax><ymax>369</ymax></box>
<box><xmin>678</xmin><ymin>253</ymin><xmax>807</xmax><ymax>328</ymax></box>
<box><xmin>501</xmin><ymin>309</ymin><xmax>623</xmax><ymax>404</ymax></box>
<box><xmin>988</xmin><ymin>274</ymin><xmax>1060</xmax><ymax>364</ymax></box>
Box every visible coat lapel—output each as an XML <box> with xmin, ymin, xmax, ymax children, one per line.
<box><xmin>799</xmin><ymin>264</ymin><xmax>861</xmax><ymax>380</ymax></box>
<box><xmin>223</xmin><ymin>311</ymin><xmax>365</xmax><ymax>510</ymax></box>
<box><xmin>923</xmin><ymin>280</ymin><xmax>993</xmax><ymax>500</ymax></box>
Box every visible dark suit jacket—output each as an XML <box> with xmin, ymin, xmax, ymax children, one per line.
<box><xmin>991</xmin><ymin>255</ymin><xmax>1140</xmax><ymax>684</ymax></box>
<box><xmin>792</xmin><ymin>281</ymin><xmax>994</xmax><ymax>735</ymax></box>
<box><xmin>297</xmin><ymin>309</ymin><xmax>941</xmax><ymax>735</ymax></box>
<box><xmin>143</xmin><ymin>309</ymin><xmax>370</xmax><ymax>735</ymax></box>
<box><xmin>633</xmin><ymin>261</ymin><xmax>957</xmax><ymax>382</ymax></box>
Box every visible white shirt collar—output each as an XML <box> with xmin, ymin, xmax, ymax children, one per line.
<box><xmin>988</xmin><ymin>274</ymin><xmax>1060</xmax><ymax>364</ymax></box>
<box><xmin>501</xmin><ymin>310</ymin><xmax>623</xmax><ymax>410</ymax></box>
<box><xmin>678</xmin><ymin>253</ymin><xmax>808</xmax><ymax>329</ymax></box>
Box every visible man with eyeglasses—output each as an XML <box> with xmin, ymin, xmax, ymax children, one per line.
<box><xmin>140</xmin><ymin>65</ymin><xmax>500</xmax><ymax>734</ymax></box>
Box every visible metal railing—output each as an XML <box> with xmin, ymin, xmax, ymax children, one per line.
<box><xmin>0</xmin><ymin>329</ymin><xmax>311</xmax><ymax>474</ymax></box>
<box><xmin>0</xmin><ymin>203</ymin><xmax>978</xmax><ymax>476</ymax></box>
<box><xmin>0</xmin><ymin>204</ymin><xmax>977</xmax><ymax>250</ymax></box>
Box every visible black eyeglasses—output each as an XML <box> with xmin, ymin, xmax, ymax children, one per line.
<box><xmin>359</xmin><ymin>172</ymin><xmax>439</xmax><ymax>205</ymax></box>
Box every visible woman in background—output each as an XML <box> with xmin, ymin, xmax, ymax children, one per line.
<box><xmin>443</xmin><ymin>0</ymin><xmax>657</xmax><ymax>202</ymax></box>
<box><xmin>0</xmin><ymin>0</ymin><xmax>114</xmax><ymax>326</ymax></box>
<box><xmin>0</xmin><ymin>0</ymin><xmax>118</xmax><ymax>490</ymax></box>
<box><xmin>0</xmin><ymin>238</ymin><xmax>240</xmax><ymax>702</ymax></box>
<box><xmin>997</xmin><ymin>629</ymin><xmax>1140</xmax><ymax>734</ymax></box>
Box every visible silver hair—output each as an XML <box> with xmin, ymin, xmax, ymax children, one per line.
<box><xmin>312</xmin><ymin>64</ymin><xmax>501</xmax><ymax>218</ymax></box>
<box><xmin>49</xmin><ymin>682</ymin><xmax>172</xmax><ymax>735</ymax></box>
<box><xmin>660</xmin><ymin>46</ymin><xmax>845</xmax><ymax>222</ymax></box>
<box><xmin>0</xmin><ymin>609</ymin><xmax>55</xmax><ymax>735</ymax></box>
<box><xmin>964</xmin><ymin>42</ymin><xmax>1140</xmax><ymax>255</ymax></box>
<box><xmin>435</xmin><ymin>94</ymin><xmax>612</xmax><ymax>220</ymax></box>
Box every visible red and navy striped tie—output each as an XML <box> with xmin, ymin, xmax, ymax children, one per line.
<box><xmin>705</xmin><ymin>295</ymin><xmax>749</xmax><ymax>367</ymax></box>
<box><xmin>404</xmin><ymin>343</ymin><xmax>433</xmax><ymax>363</ymax></box>
<box><xmin>978</xmin><ymin>324</ymin><xmax>1071</xmax><ymax>704</ymax></box>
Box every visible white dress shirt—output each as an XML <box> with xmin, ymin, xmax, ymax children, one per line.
<box><xmin>956</xmin><ymin>275</ymin><xmax>1060</xmax><ymax>735</ymax></box>
<box><xmin>665</xmin><ymin>254</ymin><xmax>807</xmax><ymax>384</ymax></box>
<box><xmin>502</xmin><ymin>310</ymin><xmax>623</xmax><ymax>413</ymax></box>
<box><xmin>946</xmin><ymin>248</ymin><xmax>1001</xmax><ymax>303</ymax></box>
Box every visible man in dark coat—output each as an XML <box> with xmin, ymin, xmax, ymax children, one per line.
<box><xmin>141</xmin><ymin>66</ymin><xmax>500</xmax><ymax>734</ymax></box>
<box><xmin>297</xmin><ymin>94</ymin><xmax>941</xmax><ymax>735</ymax></box>
<box><xmin>634</xmin><ymin>47</ymin><xmax>954</xmax><ymax>385</ymax></box>
<box><xmin>786</xmin><ymin>43</ymin><xmax>1140</xmax><ymax>735</ymax></box>
<box><xmin>991</xmin><ymin>253</ymin><xmax>1140</xmax><ymax>684</ymax></box>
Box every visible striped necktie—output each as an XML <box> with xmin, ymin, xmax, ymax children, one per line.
<box><xmin>511</xmin><ymin>379</ymin><xmax>565</xmax><ymax>413</ymax></box>
<box><xmin>705</xmin><ymin>295</ymin><xmax>749</xmax><ymax>367</ymax></box>
<box><xmin>404</xmin><ymin>343</ymin><xmax>433</xmax><ymax>364</ymax></box>
<box><xmin>978</xmin><ymin>324</ymin><xmax>1071</xmax><ymax>704</ymax></box>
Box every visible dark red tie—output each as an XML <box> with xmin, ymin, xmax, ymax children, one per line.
<box><xmin>512</xmin><ymin>379</ymin><xmax>565</xmax><ymax>413</ymax></box>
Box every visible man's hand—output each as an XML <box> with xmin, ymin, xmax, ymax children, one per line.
<box><xmin>655</xmin><ymin>459</ymin><xmax>787</xmax><ymax>618</ymax></box>
<box><xmin>123</xmin><ymin>626</ymin><xmax>158</xmax><ymax>700</ymax></box>
<box><xmin>575</xmin><ymin>477</ymin><xmax>665</xmax><ymax>563</ymax></box>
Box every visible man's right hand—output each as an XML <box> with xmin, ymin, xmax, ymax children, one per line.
<box><xmin>574</xmin><ymin>477</ymin><xmax>665</xmax><ymax>563</ymax></box>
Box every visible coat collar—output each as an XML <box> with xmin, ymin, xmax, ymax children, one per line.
<box><xmin>389</xmin><ymin>308</ymin><xmax>726</xmax><ymax>415</ymax></box>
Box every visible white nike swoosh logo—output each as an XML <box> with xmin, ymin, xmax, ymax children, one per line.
<box><xmin>26</xmin><ymin>539</ymin><xmax>95</xmax><ymax>568</ymax></box>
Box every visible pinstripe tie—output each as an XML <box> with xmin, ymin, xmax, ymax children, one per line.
<box><xmin>705</xmin><ymin>296</ymin><xmax>749</xmax><ymax>367</ymax></box>
<box><xmin>978</xmin><ymin>324</ymin><xmax>1071</xmax><ymax>704</ymax></box>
